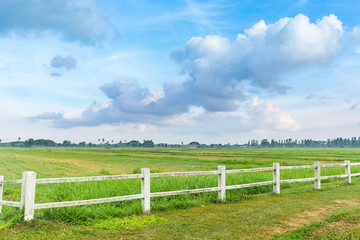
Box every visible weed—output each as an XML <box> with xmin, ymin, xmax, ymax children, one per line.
<box><xmin>93</xmin><ymin>215</ymin><xmax>167</xmax><ymax>230</ymax></box>
<box><xmin>98</xmin><ymin>169</ymin><xmax>111</xmax><ymax>175</ymax></box>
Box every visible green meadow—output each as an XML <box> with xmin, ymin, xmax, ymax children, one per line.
<box><xmin>1</xmin><ymin>147</ymin><xmax>360</xmax><ymax>239</ymax></box>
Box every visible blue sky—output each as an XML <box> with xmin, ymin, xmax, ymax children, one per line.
<box><xmin>0</xmin><ymin>0</ymin><xmax>359</xmax><ymax>144</ymax></box>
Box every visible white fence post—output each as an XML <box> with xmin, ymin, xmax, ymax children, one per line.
<box><xmin>20</xmin><ymin>171</ymin><xmax>26</xmax><ymax>210</ymax></box>
<box><xmin>273</xmin><ymin>163</ymin><xmax>280</xmax><ymax>194</ymax></box>
<box><xmin>345</xmin><ymin>160</ymin><xmax>351</xmax><ymax>184</ymax></box>
<box><xmin>218</xmin><ymin>166</ymin><xmax>226</xmax><ymax>202</ymax></box>
<box><xmin>0</xmin><ymin>176</ymin><xmax>3</xmax><ymax>213</ymax></box>
<box><xmin>141</xmin><ymin>168</ymin><xmax>150</xmax><ymax>213</ymax></box>
<box><xmin>22</xmin><ymin>171</ymin><xmax>37</xmax><ymax>221</ymax></box>
<box><xmin>314</xmin><ymin>162</ymin><xmax>321</xmax><ymax>190</ymax></box>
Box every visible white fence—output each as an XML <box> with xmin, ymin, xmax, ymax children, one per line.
<box><xmin>1</xmin><ymin>160</ymin><xmax>359</xmax><ymax>221</ymax></box>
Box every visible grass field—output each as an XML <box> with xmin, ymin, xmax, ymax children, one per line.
<box><xmin>1</xmin><ymin>147</ymin><xmax>360</xmax><ymax>239</ymax></box>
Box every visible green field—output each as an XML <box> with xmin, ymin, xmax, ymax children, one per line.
<box><xmin>1</xmin><ymin>148</ymin><xmax>360</xmax><ymax>239</ymax></box>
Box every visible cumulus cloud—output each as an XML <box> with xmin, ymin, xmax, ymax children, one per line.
<box><xmin>38</xmin><ymin>14</ymin><xmax>343</xmax><ymax>129</ymax></box>
<box><xmin>52</xmin><ymin>78</ymin><xmax>242</xmax><ymax>128</ymax></box>
<box><xmin>172</xmin><ymin>13</ymin><xmax>343</xmax><ymax>93</ymax></box>
<box><xmin>350</xmin><ymin>26</ymin><xmax>360</xmax><ymax>43</ymax></box>
<box><xmin>0</xmin><ymin>0</ymin><xmax>116</xmax><ymax>44</ymax></box>
<box><xmin>248</xmin><ymin>97</ymin><xmax>301</xmax><ymax>132</ymax></box>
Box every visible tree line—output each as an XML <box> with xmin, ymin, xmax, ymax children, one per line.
<box><xmin>1</xmin><ymin>137</ymin><xmax>360</xmax><ymax>148</ymax></box>
<box><xmin>250</xmin><ymin>137</ymin><xmax>360</xmax><ymax>148</ymax></box>
<box><xmin>0</xmin><ymin>139</ymin><xmax>159</xmax><ymax>148</ymax></box>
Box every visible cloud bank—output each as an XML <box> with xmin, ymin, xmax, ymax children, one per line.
<box><xmin>0</xmin><ymin>0</ymin><xmax>115</xmax><ymax>44</ymax></box>
<box><xmin>38</xmin><ymin>14</ymin><xmax>344</xmax><ymax>130</ymax></box>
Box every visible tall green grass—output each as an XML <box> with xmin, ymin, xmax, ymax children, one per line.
<box><xmin>2</xmin><ymin>162</ymin><xmax>359</xmax><ymax>224</ymax></box>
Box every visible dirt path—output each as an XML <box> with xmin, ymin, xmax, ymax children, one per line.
<box><xmin>271</xmin><ymin>199</ymin><xmax>360</xmax><ymax>236</ymax></box>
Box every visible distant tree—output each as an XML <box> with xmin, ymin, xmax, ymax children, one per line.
<box><xmin>128</xmin><ymin>140</ymin><xmax>141</xmax><ymax>148</ymax></box>
<box><xmin>250</xmin><ymin>140</ymin><xmax>258</xmax><ymax>146</ymax></box>
<box><xmin>45</xmin><ymin>139</ymin><xmax>56</xmax><ymax>147</ymax></box>
<box><xmin>31</xmin><ymin>139</ymin><xmax>55</xmax><ymax>147</ymax></box>
<box><xmin>62</xmin><ymin>140</ymin><xmax>71</xmax><ymax>147</ymax></box>
<box><xmin>261</xmin><ymin>139</ymin><xmax>270</xmax><ymax>147</ymax></box>
<box><xmin>188</xmin><ymin>142</ymin><xmax>200</xmax><ymax>148</ymax></box>
<box><xmin>24</xmin><ymin>138</ymin><xmax>34</xmax><ymax>147</ymax></box>
<box><xmin>143</xmin><ymin>140</ymin><xmax>154</xmax><ymax>148</ymax></box>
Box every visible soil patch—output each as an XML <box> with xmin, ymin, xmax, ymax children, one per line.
<box><xmin>271</xmin><ymin>199</ymin><xmax>360</xmax><ymax>236</ymax></box>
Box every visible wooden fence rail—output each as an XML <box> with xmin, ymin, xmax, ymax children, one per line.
<box><xmin>0</xmin><ymin>160</ymin><xmax>358</xmax><ymax>221</ymax></box>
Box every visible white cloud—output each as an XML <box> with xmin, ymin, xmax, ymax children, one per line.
<box><xmin>35</xmin><ymin>14</ymin><xmax>345</xmax><ymax>129</ymax></box>
<box><xmin>173</xmin><ymin>14</ymin><xmax>343</xmax><ymax>92</ymax></box>
<box><xmin>0</xmin><ymin>0</ymin><xmax>116</xmax><ymax>44</ymax></box>
<box><xmin>350</xmin><ymin>26</ymin><xmax>360</xmax><ymax>42</ymax></box>
<box><xmin>248</xmin><ymin>97</ymin><xmax>301</xmax><ymax>132</ymax></box>
<box><xmin>245</xmin><ymin>20</ymin><xmax>268</xmax><ymax>36</ymax></box>
<box><xmin>141</xmin><ymin>90</ymin><xmax>164</xmax><ymax>105</ymax></box>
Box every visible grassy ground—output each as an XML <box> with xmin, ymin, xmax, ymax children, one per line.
<box><xmin>2</xmin><ymin>147</ymin><xmax>360</xmax><ymax>178</ymax></box>
<box><xmin>1</xmin><ymin>147</ymin><xmax>360</xmax><ymax>239</ymax></box>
